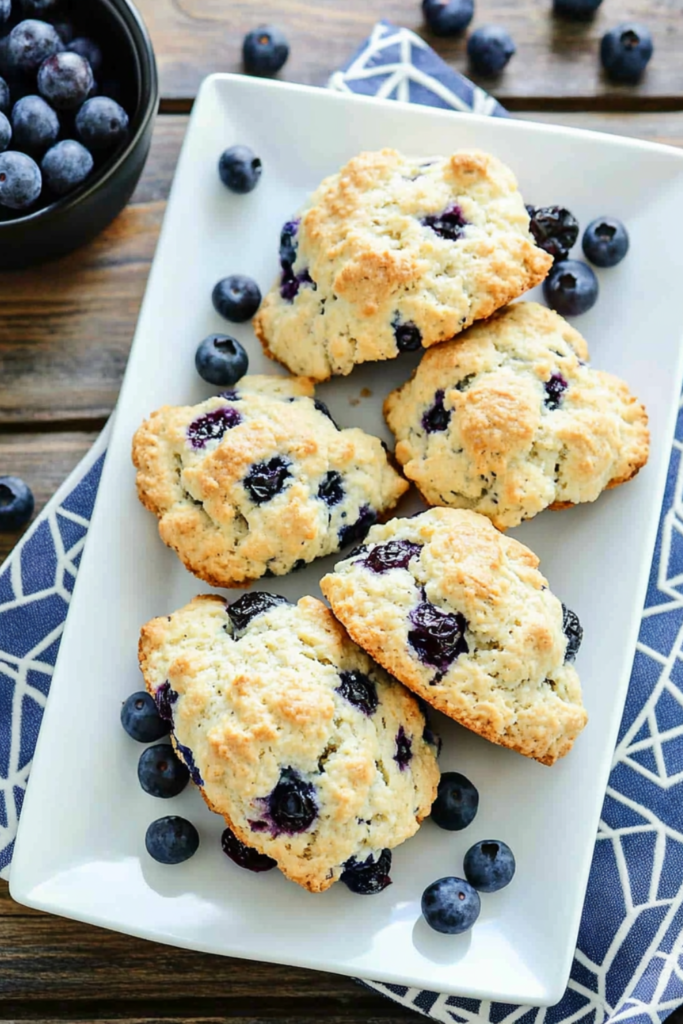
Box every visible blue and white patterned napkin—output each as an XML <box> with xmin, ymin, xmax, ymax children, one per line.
<box><xmin>2</xmin><ymin>20</ymin><xmax>683</xmax><ymax>1024</ymax></box>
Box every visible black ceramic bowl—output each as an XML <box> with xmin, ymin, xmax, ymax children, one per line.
<box><xmin>0</xmin><ymin>0</ymin><xmax>158</xmax><ymax>271</ymax></box>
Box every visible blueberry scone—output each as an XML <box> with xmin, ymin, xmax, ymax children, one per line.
<box><xmin>132</xmin><ymin>375</ymin><xmax>408</xmax><ymax>587</ymax></box>
<box><xmin>138</xmin><ymin>592</ymin><xmax>440</xmax><ymax>893</ymax></box>
<box><xmin>321</xmin><ymin>508</ymin><xmax>587</xmax><ymax>766</ymax></box>
<box><xmin>253</xmin><ymin>149</ymin><xmax>552</xmax><ymax>380</ymax></box>
<box><xmin>384</xmin><ymin>302</ymin><xmax>649</xmax><ymax>530</ymax></box>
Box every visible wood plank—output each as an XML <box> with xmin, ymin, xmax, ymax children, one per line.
<box><xmin>136</xmin><ymin>0</ymin><xmax>683</xmax><ymax>105</ymax></box>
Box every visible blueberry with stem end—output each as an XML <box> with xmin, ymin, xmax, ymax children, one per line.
<box><xmin>219</xmin><ymin>144</ymin><xmax>262</xmax><ymax>194</ymax></box>
<box><xmin>582</xmin><ymin>217</ymin><xmax>629</xmax><ymax>268</ymax></box>
<box><xmin>6</xmin><ymin>20</ymin><xmax>63</xmax><ymax>76</ymax></box>
<box><xmin>243</xmin><ymin>24</ymin><xmax>289</xmax><ymax>75</ymax></box>
<box><xmin>212</xmin><ymin>274</ymin><xmax>261</xmax><ymax>322</ymax></box>
<box><xmin>431</xmin><ymin>772</ymin><xmax>479</xmax><ymax>831</ymax></box>
<box><xmin>601</xmin><ymin>23</ymin><xmax>653</xmax><ymax>83</ymax></box>
<box><xmin>195</xmin><ymin>333</ymin><xmax>248</xmax><ymax>387</ymax></box>
<box><xmin>467</xmin><ymin>25</ymin><xmax>515</xmax><ymax>75</ymax></box>
<box><xmin>464</xmin><ymin>839</ymin><xmax>516</xmax><ymax>892</ymax></box>
<box><xmin>422</xmin><ymin>876</ymin><xmax>481</xmax><ymax>934</ymax></box>
<box><xmin>121</xmin><ymin>691</ymin><xmax>168</xmax><ymax>743</ymax></box>
<box><xmin>0</xmin><ymin>475</ymin><xmax>34</xmax><ymax>530</ymax></box>
<box><xmin>145</xmin><ymin>816</ymin><xmax>199</xmax><ymax>864</ymax></box>
<box><xmin>543</xmin><ymin>259</ymin><xmax>598</xmax><ymax>317</ymax></box>
<box><xmin>76</xmin><ymin>96</ymin><xmax>129</xmax><ymax>151</ymax></box>
<box><xmin>137</xmin><ymin>743</ymin><xmax>189</xmax><ymax>799</ymax></box>
<box><xmin>38</xmin><ymin>51</ymin><xmax>94</xmax><ymax>110</ymax></box>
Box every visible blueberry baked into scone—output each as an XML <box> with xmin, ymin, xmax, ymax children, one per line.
<box><xmin>384</xmin><ymin>302</ymin><xmax>649</xmax><ymax>530</ymax></box>
<box><xmin>321</xmin><ymin>508</ymin><xmax>587</xmax><ymax>767</ymax></box>
<box><xmin>253</xmin><ymin>149</ymin><xmax>553</xmax><ymax>380</ymax></box>
<box><xmin>138</xmin><ymin>592</ymin><xmax>440</xmax><ymax>892</ymax></box>
<box><xmin>132</xmin><ymin>374</ymin><xmax>408</xmax><ymax>587</ymax></box>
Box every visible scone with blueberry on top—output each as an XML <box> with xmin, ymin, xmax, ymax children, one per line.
<box><xmin>138</xmin><ymin>592</ymin><xmax>440</xmax><ymax>893</ymax></box>
<box><xmin>132</xmin><ymin>374</ymin><xmax>408</xmax><ymax>588</ymax></box>
<box><xmin>384</xmin><ymin>302</ymin><xmax>649</xmax><ymax>530</ymax></box>
<box><xmin>321</xmin><ymin>508</ymin><xmax>587</xmax><ymax>767</ymax></box>
<box><xmin>254</xmin><ymin>148</ymin><xmax>553</xmax><ymax>380</ymax></box>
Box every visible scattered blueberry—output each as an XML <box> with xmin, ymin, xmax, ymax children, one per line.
<box><xmin>422</xmin><ymin>203</ymin><xmax>467</xmax><ymax>241</ymax></box>
<box><xmin>582</xmin><ymin>217</ymin><xmax>629</xmax><ymax>268</ymax></box>
<box><xmin>318</xmin><ymin>470</ymin><xmax>344</xmax><ymax>507</ymax></box>
<box><xmin>228</xmin><ymin>592</ymin><xmax>289</xmax><ymax>634</ymax></box>
<box><xmin>175</xmin><ymin>741</ymin><xmax>204</xmax><ymax>787</ymax></box>
<box><xmin>422</xmin><ymin>390</ymin><xmax>451</xmax><ymax>433</ymax></box>
<box><xmin>409</xmin><ymin>600</ymin><xmax>469</xmax><ymax>675</ymax></box>
<box><xmin>0</xmin><ymin>149</ymin><xmax>41</xmax><ymax>208</ymax></box>
<box><xmin>221</xmin><ymin>826</ymin><xmax>276</xmax><ymax>872</ymax></box>
<box><xmin>0</xmin><ymin>475</ymin><xmax>34</xmax><ymax>530</ymax></box>
<box><xmin>336</xmin><ymin>669</ymin><xmax>378</xmax><ymax>716</ymax></box>
<box><xmin>137</xmin><ymin>743</ymin><xmax>189</xmax><ymax>799</ymax></box>
<box><xmin>11</xmin><ymin>94</ymin><xmax>59</xmax><ymax>156</ymax></box>
<box><xmin>6</xmin><ymin>20</ymin><xmax>63</xmax><ymax>76</ymax></box>
<box><xmin>0</xmin><ymin>0</ymin><xmax>10</xmax><ymax>25</ymax></box>
<box><xmin>68</xmin><ymin>36</ymin><xmax>103</xmax><ymax>76</ymax></box>
<box><xmin>526</xmin><ymin>205</ymin><xmax>579</xmax><ymax>262</ymax></box>
<box><xmin>218</xmin><ymin>143</ymin><xmax>262</xmax><ymax>194</ymax></box>
<box><xmin>393</xmin><ymin>317</ymin><xmax>422</xmax><ymax>352</ymax></box>
<box><xmin>431</xmin><ymin>772</ymin><xmax>479</xmax><ymax>831</ymax></box>
<box><xmin>38</xmin><ymin>51</ymin><xmax>94</xmax><ymax>110</ymax></box>
<box><xmin>464</xmin><ymin>839</ymin><xmax>516</xmax><ymax>892</ymax></box>
<box><xmin>422</xmin><ymin>0</ymin><xmax>474</xmax><ymax>36</ymax></box>
<box><xmin>601</xmin><ymin>23</ymin><xmax>653</xmax><ymax>83</ymax></box>
<box><xmin>145</xmin><ymin>816</ymin><xmax>199</xmax><ymax>865</ymax></box>
<box><xmin>544</xmin><ymin>373</ymin><xmax>568</xmax><ymax>411</ymax></box>
<box><xmin>467</xmin><ymin>25</ymin><xmax>516</xmax><ymax>75</ymax></box>
<box><xmin>562</xmin><ymin>604</ymin><xmax>583</xmax><ymax>662</ymax></box>
<box><xmin>187</xmin><ymin>406</ymin><xmax>242</xmax><ymax>449</ymax></box>
<box><xmin>554</xmin><ymin>0</ymin><xmax>602</xmax><ymax>18</ymax></box>
<box><xmin>268</xmin><ymin>768</ymin><xmax>317</xmax><ymax>834</ymax></box>
<box><xmin>243</xmin><ymin>24</ymin><xmax>289</xmax><ymax>75</ymax></box>
<box><xmin>195</xmin><ymin>334</ymin><xmax>249</xmax><ymax>387</ymax></box>
<box><xmin>244</xmin><ymin>456</ymin><xmax>291</xmax><ymax>504</ymax></box>
<box><xmin>0</xmin><ymin>111</ymin><xmax>10</xmax><ymax>152</ymax></box>
<box><xmin>0</xmin><ymin>77</ymin><xmax>9</xmax><ymax>115</ymax></box>
<box><xmin>41</xmin><ymin>139</ymin><xmax>93</xmax><ymax>195</ymax></box>
<box><xmin>154</xmin><ymin>680</ymin><xmax>178</xmax><ymax>723</ymax></box>
<box><xmin>341</xmin><ymin>849</ymin><xmax>392</xmax><ymax>894</ymax></box>
<box><xmin>543</xmin><ymin>259</ymin><xmax>599</xmax><ymax>317</ymax></box>
<box><xmin>338</xmin><ymin>505</ymin><xmax>377</xmax><ymax>548</ymax></box>
<box><xmin>363</xmin><ymin>540</ymin><xmax>422</xmax><ymax>574</ymax></box>
<box><xmin>212</xmin><ymin>274</ymin><xmax>261</xmax><ymax>323</ymax></box>
<box><xmin>394</xmin><ymin>726</ymin><xmax>413</xmax><ymax>771</ymax></box>
<box><xmin>121</xmin><ymin>691</ymin><xmax>168</xmax><ymax>743</ymax></box>
<box><xmin>422</xmin><ymin>876</ymin><xmax>481</xmax><ymax>934</ymax></box>
<box><xmin>76</xmin><ymin>95</ymin><xmax>129</xmax><ymax>151</ymax></box>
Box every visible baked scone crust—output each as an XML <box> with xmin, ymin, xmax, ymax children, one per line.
<box><xmin>254</xmin><ymin>149</ymin><xmax>552</xmax><ymax>380</ymax></box>
<box><xmin>321</xmin><ymin>508</ymin><xmax>587</xmax><ymax>766</ymax></box>
<box><xmin>384</xmin><ymin>303</ymin><xmax>649</xmax><ymax>529</ymax></box>
<box><xmin>132</xmin><ymin>375</ymin><xmax>408</xmax><ymax>587</ymax></box>
<box><xmin>139</xmin><ymin>594</ymin><xmax>440</xmax><ymax>892</ymax></box>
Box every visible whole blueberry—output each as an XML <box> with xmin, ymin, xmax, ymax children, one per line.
<box><xmin>0</xmin><ymin>111</ymin><xmax>10</xmax><ymax>152</ymax></box>
<box><xmin>53</xmin><ymin>19</ymin><xmax>76</xmax><ymax>45</ymax></box>
<box><xmin>195</xmin><ymin>333</ymin><xmax>249</xmax><ymax>387</ymax></box>
<box><xmin>0</xmin><ymin>77</ymin><xmax>9</xmax><ymax>115</ymax></box>
<box><xmin>467</xmin><ymin>25</ymin><xmax>516</xmax><ymax>75</ymax></box>
<box><xmin>601</xmin><ymin>23</ymin><xmax>653</xmax><ymax>83</ymax></box>
<box><xmin>68</xmin><ymin>37</ymin><xmax>103</xmax><ymax>76</ymax></box>
<box><xmin>243</xmin><ymin>25</ymin><xmax>289</xmax><ymax>76</ymax></box>
<box><xmin>431</xmin><ymin>772</ymin><xmax>479</xmax><ymax>831</ymax></box>
<box><xmin>120</xmin><ymin>691</ymin><xmax>168</xmax><ymax>743</ymax></box>
<box><xmin>526</xmin><ymin>205</ymin><xmax>579</xmax><ymax>262</ymax></box>
<box><xmin>227</xmin><ymin>592</ymin><xmax>289</xmax><ymax>635</ymax></box>
<box><xmin>554</xmin><ymin>0</ymin><xmax>602</xmax><ymax>18</ymax></box>
<box><xmin>422</xmin><ymin>0</ymin><xmax>474</xmax><ymax>36</ymax></box>
<box><xmin>0</xmin><ymin>475</ymin><xmax>34</xmax><ymax>530</ymax></box>
<box><xmin>138</xmin><ymin>743</ymin><xmax>189</xmax><ymax>799</ymax></box>
<box><xmin>543</xmin><ymin>259</ymin><xmax>599</xmax><ymax>317</ymax></box>
<box><xmin>145</xmin><ymin>816</ymin><xmax>199</xmax><ymax>865</ymax></box>
<box><xmin>219</xmin><ymin>144</ymin><xmax>262</xmax><ymax>194</ymax></box>
<box><xmin>562</xmin><ymin>604</ymin><xmax>583</xmax><ymax>662</ymax></box>
<box><xmin>268</xmin><ymin>768</ymin><xmax>317</xmax><ymax>834</ymax></box>
<box><xmin>6</xmin><ymin>19</ymin><xmax>63</xmax><ymax>76</ymax></box>
<box><xmin>0</xmin><ymin>0</ymin><xmax>10</xmax><ymax>25</ymax></box>
<box><xmin>11</xmin><ymin>94</ymin><xmax>59</xmax><ymax>155</ymax></box>
<box><xmin>422</xmin><ymin>876</ymin><xmax>481</xmax><ymax>934</ymax></box>
<box><xmin>336</xmin><ymin>669</ymin><xmax>378</xmax><ymax>716</ymax></box>
<box><xmin>243</xmin><ymin>456</ymin><xmax>291</xmax><ymax>504</ymax></box>
<box><xmin>582</xmin><ymin>217</ymin><xmax>629</xmax><ymax>268</ymax></box>
<box><xmin>464</xmin><ymin>839</ymin><xmax>516</xmax><ymax>892</ymax></box>
<box><xmin>0</xmin><ymin>150</ymin><xmax>41</xmax><ymax>209</ymax></box>
<box><xmin>212</xmin><ymin>274</ymin><xmax>261</xmax><ymax>323</ymax></box>
<box><xmin>341</xmin><ymin>849</ymin><xmax>392</xmax><ymax>894</ymax></box>
<box><xmin>38</xmin><ymin>51</ymin><xmax>94</xmax><ymax>110</ymax></box>
<box><xmin>41</xmin><ymin>139</ymin><xmax>93</xmax><ymax>195</ymax></box>
<box><xmin>221</xmin><ymin>826</ymin><xmax>276</xmax><ymax>872</ymax></box>
<box><xmin>76</xmin><ymin>96</ymin><xmax>129</xmax><ymax>151</ymax></box>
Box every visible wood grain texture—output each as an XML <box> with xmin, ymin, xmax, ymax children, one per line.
<box><xmin>136</xmin><ymin>0</ymin><xmax>683</xmax><ymax>106</ymax></box>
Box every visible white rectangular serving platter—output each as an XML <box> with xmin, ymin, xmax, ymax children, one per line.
<box><xmin>10</xmin><ymin>75</ymin><xmax>683</xmax><ymax>1007</ymax></box>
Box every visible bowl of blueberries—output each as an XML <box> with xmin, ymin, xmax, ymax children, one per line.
<box><xmin>0</xmin><ymin>0</ymin><xmax>158</xmax><ymax>270</ymax></box>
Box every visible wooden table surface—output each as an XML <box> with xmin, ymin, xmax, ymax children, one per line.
<box><xmin>1</xmin><ymin>2</ymin><xmax>683</xmax><ymax>1021</ymax></box>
